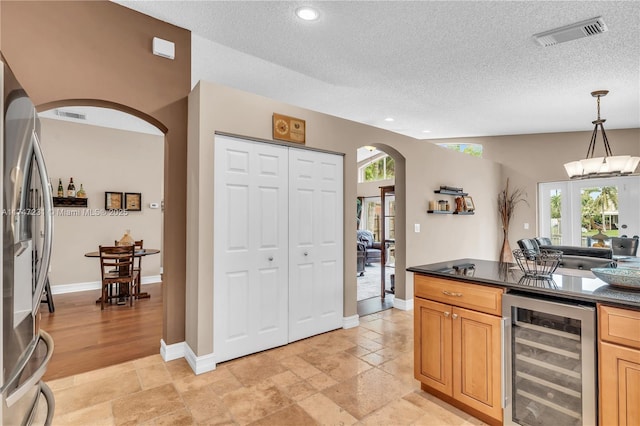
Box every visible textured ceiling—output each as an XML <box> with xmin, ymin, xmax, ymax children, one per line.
<box><xmin>116</xmin><ymin>1</ymin><xmax>640</xmax><ymax>141</ymax></box>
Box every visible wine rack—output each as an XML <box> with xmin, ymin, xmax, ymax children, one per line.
<box><xmin>52</xmin><ymin>197</ymin><xmax>87</xmax><ymax>207</ymax></box>
<box><xmin>512</xmin><ymin>313</ymin><xmax>583</xmax><ymax>425</ymax></box>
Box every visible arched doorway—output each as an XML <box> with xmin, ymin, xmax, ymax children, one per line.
<box><xmin>356</xmin><ymin>145</ymin><xmax>406</xmax><ymax>316</ymax></box>
<box><xmin>36</xmin><ymin>103</ymin><xmax>166</xmax><ymax>379</ymax></box>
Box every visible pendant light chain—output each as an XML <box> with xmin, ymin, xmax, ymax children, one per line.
<box><xmin>586</xmin><ymin>92</ymin><xmax>613</xmax><ymax>159</ymax></box>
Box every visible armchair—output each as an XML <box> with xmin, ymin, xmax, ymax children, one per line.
<box><xmin>357</xmin><ymin>230</ymin><xmax>382</xmax><ymax>265</ymax></box>
<box><xmin>610</xmin><ymin>236</ymin><xmax>639</xmax><ymax>257</ymax></box>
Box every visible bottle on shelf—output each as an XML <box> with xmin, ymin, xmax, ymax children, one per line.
<box><xmin>67</xmin><ymin>177</ymin><xmax>76</xmax><ymax>198</ymax></box>
<box><xmin>57</xmin><ymin>178</ymin><xmax>64</xmax><ymax>198</ymax></box>
<box><xmin>76</xmin><ymin>184</ymin><xmax>86</xmax><ymax>199</ymax></box>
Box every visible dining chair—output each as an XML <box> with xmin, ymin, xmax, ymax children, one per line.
<box><xmin>133</xmin><ymin>240</ymin><xmax>143</xmax><ymax>289</ymax></box>
<box><xmin>99</xmin><ymin>245</ymin><xmax>139</xmax><ymax>309</ymax></box>
<box><xmin>114</xmin><ymin>239</ymin><xmax>144</xmax><ymax>289</ymax></box>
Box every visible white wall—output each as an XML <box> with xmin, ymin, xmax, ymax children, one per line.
<box><xmin>39</xmin><ymin>117</ymin><xmax>164</xmax><ymax>291</ymax></box>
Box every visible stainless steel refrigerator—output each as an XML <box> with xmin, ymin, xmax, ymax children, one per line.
<box><xmin>1</xmin><ymin>54</ymin><xmax>55</xmax><ymax>425</ymax></box>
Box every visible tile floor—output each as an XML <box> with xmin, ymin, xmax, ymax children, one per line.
<box><xmin>48</xmin><ymin>309</ymin><xmax>486</xmax><ymax>425</ymax></box>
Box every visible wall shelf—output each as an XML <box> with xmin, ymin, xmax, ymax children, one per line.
<box><xmin>434</xmin><ymin>189</ymin><xmax>468</xmax><ymax>196</ymax></box>
<box><xmin>428</xmin><ymin>186</ymin><xmax>475</xmax><ymax>215</ymax></box>
<box><xmin>53</xmin><ymin>197</ymin><xmax>88</xmax><ymax>207</ymax></box>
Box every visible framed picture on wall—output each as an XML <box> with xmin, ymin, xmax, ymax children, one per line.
<box><xmin>463</xmin><ymin>196</ymin><xmax>475</xmax><ymax>212</ymax></box>
<box><xmin>105</xmin><ymin>192</ymin><xmax>123</xmax><ymax>210</ymax></box>
<box><xmin>124</xmin><ymin>192</ymin><xmax>142</xmax><ymax>211</ymax></box>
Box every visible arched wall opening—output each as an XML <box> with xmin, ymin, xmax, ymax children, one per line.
<box><xmin>355</xmin><ymin>144</ymin><xmax>407</xmax><ymax>309</ymax></box>
<box><xmin>1</xmin><ymin>0</ymin><xmax>192</xmax><ymax>352</ymax></box>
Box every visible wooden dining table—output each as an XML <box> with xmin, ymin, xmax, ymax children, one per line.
<box><xmin>85</xmin><ymin>248</ymin><xmax>160</xmax><ymax>302</ymax></box>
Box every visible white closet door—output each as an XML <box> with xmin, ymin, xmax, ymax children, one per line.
<box><xmin>288</xmin><ymin>149</ymin><xmax>344</xmax><ymax>342</ymax></box>
<box><xmin>214</xmin><ymin>135</ymin><xmax>289</xmax><ymax>363</ymax></box>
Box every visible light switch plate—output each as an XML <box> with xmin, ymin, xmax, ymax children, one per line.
<box><xmin>414</xmin><ymin>224</ymin><xmax>420</xmax><ymax>232</ymax></box>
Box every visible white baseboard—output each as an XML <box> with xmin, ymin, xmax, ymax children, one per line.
<box><xmin>185</xmin><ymin>343</ymin><xmax>216</xmax><ymax>375</ymax></box>
<box><xmin>393</xmin><ymin>297</ymin><xmax>413</xmax><ymax>311</ymax></box>
<box><xmin>160</xmin><ymin>339</ymin><xmax>186</xmax><ymax>361</ymax></box>
<box><xmin>343</xmin><ymin>314</ymin><xmax>360</xmax><ymax>329</ymax></box>
<box><xmin>50</xmin><ymin>275</ymin><xmax>162</xmax><ymax>294</ymax></box>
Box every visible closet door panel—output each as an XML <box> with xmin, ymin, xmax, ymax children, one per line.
<box><xmin>289</xmin><ymin>149</ymin><xmax>343</xmax><ymax>342</ymax></box>
<box><xmin>214</xmin><ymin>136</ymin><xmax>289</xmax><ymax>363</ymax></box>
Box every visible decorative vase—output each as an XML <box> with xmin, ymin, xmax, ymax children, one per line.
<box><xmin>500</xmin><ymin>229</ymin><xmax>513</xmax><ymax>263</ymax></box>
<box><xmin>118</xmin><ymin>229</ymin><xmax>134</xmax><ymax>246</ymax></box>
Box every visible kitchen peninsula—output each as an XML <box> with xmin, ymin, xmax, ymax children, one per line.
<box><xmin>408</xmin><ymin>258</ymin><xmax>640</xmax><ymax>426</ymax></box>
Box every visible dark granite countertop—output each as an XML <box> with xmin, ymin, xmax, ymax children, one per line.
<box><xmin>408</xmin><ymin>258</ymin><xmax>640</xmax><ymax>310</ymax></box>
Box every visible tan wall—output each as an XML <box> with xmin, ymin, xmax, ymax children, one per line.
<box><xmin>187</xmin><ymin>81</ymin><xmax>503</xmax><ymax>357</ymax></box>
<box><xmin>1</xmin><ymin>1</ymin><xmax>190</xmax><ymax>344</ymax></box>
<box><xmin>39</xmin><ymin>118</ymin><xmax>163</xmax><ymax>288</ymax></box>
<box><xmin>436</xmin><ymin>129</ymin><xmax>640</xmax><ymax>248</ymax></box>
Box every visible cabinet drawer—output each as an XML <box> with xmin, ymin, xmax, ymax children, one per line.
<box><xmin>414</xmin><ymin>275</ymin><xmax>503</xmax><ymax>316</ymax></box>
<box><xmin>599</xmin><ymin>304</ymin><xmax>640</xmax><ymax>350</ymax></box>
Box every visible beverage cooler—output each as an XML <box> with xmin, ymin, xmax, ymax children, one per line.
<box><xmin>502</xmin><ymin>293</ymin><xmax>596</xmax><ymax>426</ymax></box>
<box><xmin>1</xmin><ymin>55</ymin><xmax>55</xmax><ymax>424</ymax></box>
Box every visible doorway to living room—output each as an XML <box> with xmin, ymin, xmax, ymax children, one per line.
<box><xmin>356</xmin><ymin>146</ymin><xmax>396</xmax><ymax>316</ymax></box>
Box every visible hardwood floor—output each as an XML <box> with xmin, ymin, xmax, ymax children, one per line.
<box><xmin>40</xmin><ymin>282</ymin><xmax>163</xmax><ymax>381</ymax></box>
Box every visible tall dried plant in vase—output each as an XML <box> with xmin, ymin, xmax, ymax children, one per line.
<box><xmin>497</xmin><ymin>179</ymin><xmax>528</xmax><ymax>263</ymax></box>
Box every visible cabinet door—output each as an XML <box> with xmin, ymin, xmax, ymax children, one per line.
<box><xmin>288</xmin><ymin>149</ymin><xmax>343</xmax><ymax>342</ymax></box>
<box><xmin>600</xmin><ymin>341</ymin><xmax>640</xmax><ymax>426</ymax></box>
<box><xmin>213</xmin><ymin>136</ymin><xmax>289</xmax><ymax>362</ymax></box>
<box><xmin>414</xmin><ymin>298</ymin><xmax>452</xmax><ymax>395</ymax></box>
<box><xmin>452</xmin><ymin>306</ymin><xmax>503</xmax><ymax>422</ymax></box>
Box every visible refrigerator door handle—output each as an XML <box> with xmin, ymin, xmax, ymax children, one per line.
<box><xmin>37</xmin><ymin>381</ymin><xmax>56</xmax><ymax>426</ymax></box>
<box><xmin>30</xmin><ymin>131</ymin><xmax>53</xmax><ymax>316</ymax></box>
<box><xmin>3</xmin><ymin>330</ymin><xmax>54</xmax><ymax>406</ymax></box>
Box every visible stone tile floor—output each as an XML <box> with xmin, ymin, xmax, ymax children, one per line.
<box><xmin>48</xmin><ymin>309</ymin><xmax>486</xmax><ymax>425</ymax></box>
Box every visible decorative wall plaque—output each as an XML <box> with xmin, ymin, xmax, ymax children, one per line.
<box><xmin>273</xmin><ymin>113</ymin><xmax>306</xmax><ymax>144</ymax></box>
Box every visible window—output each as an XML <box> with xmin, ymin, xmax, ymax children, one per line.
<box><xmin>359</xmin><ymin>155</ymin><xmax>394</xmax><ymax>182</ymax></box>
<box><xmin>436</xmin><ymin>143</ymin><xmax>483</xmax><ymax>158</ymax></box>
<box><xmin>539</xmin><ymin>176</ymin><xmax>639</xmax><ymax>247</ymax></box>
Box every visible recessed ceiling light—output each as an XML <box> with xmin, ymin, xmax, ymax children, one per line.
<box><xmin>384</xmin><ymin>117</ymin><xmax>394</xmax><ymax>122</ymax></box>
<box><xmin>296</xmin><ymin>7</ymin><xmax>319</xmax><ymax>21</ymax></box>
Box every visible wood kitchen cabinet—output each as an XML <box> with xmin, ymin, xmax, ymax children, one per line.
<box><xmin>598</xmin><ymin>304</ymin><xmax>640</xmax><ymax>426</ymax></box>
<box><xmin>414</xmin><ymin>275</ymin><xmax>503</xmax><ymax>425</ymax></box>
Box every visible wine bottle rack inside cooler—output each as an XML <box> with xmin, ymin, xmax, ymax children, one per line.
<box><xmin>502</xmin><ymin>294</ymin><xmax>596</xmax><ymax>426</ymax></box>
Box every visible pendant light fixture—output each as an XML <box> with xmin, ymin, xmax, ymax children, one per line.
<box><xmin>564</xmin><ymin>90</ymin><xmax>639</xmax><ymax>179</ymax></box>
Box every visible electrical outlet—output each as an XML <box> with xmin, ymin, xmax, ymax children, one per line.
<box><xmin>524</xmin><ymin>223</ymin><xmax>530</xmax><ymax>230</ymax></box>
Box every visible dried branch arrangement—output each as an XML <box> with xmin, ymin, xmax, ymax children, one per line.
<box><xmin>497</xmin><ymin>178</ymin><xmax>528</xmax><ymax>231</ymax></box>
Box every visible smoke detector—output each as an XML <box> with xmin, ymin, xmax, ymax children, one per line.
<box><xmin>533</xmin><ymin>17</ymin><xmax>608</xmax><ymax>47</ymax></box>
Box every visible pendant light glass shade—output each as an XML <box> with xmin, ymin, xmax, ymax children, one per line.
<box><xmin>563</xmin><ymin>90</ymin><xmax>639</xmax><ymax>179</ymax></box>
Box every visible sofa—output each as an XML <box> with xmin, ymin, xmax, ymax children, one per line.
<box><xmin>517</xmin><ymin>238</ymin><xmax>616</xmax><ymax>270</ymax></box>
<box><xmin>357</xmin><ymin>230</ymin><xmax>382</xmax><ymax>265</ymax></box>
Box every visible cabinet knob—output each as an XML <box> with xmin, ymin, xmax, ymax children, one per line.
<box><xmin>444</xmin><ymin>311</ymin><xmax>450</xmax><ymax>318</ymax></box>
<box><xmin>452</xmin><ymin>313</ymin><xmax>459</xmax><ymax>319</ymax></box>
<box><xmin>268</xmin><ymin>256</ymin><xmax>274</xmax><ymax>261</ymax></box>
<box><xmin>304</xmin><ymin>252</ymin><xmax>308</xmax><ymax>256</ymax></box>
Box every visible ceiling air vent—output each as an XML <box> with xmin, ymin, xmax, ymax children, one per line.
<box><xmin>533</xmin><ymin>16</ymin><xmax>608</xmax><ymax>47</ymax></box>
<box><xmin>55</xmin><ymin>109</ymin><xmax>86</xmax><ymax>120</ymax></box>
